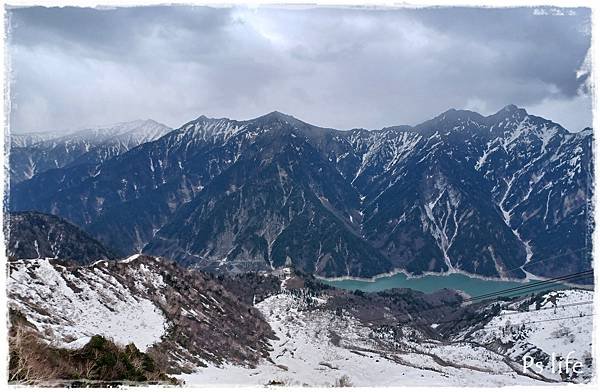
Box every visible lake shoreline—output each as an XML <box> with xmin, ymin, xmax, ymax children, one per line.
<box><xmin>316</xmin><ymin>267</ymin><xmax>542</xmax><ymax>284</ymax></box>
<box><xmin>316</xmin><ymin>268</ymin><xmax>593</xmax><ymax>296</ymax></box>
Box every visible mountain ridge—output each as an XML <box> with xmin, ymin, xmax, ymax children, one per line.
<box><xmin>5</xmin><ymin>211</ymin><xmax>119</xmax><ymax>263</ymax></box>
<box><xmin>9</xmin><ymin>106</ymin><xmax>593</xmax><ymax>280</ymax></box>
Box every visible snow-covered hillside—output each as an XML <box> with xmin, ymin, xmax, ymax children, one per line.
<box><xmin>183</xmin><ymin>287</ymin><xmax>593</xmax><ymax>386</ymax></box>
<box><xmin>7</xmin><ymin>256</ymin><xmax>274</xmax><ymax>373</ymax></box>
<box><xmin>185</xmin><ymin>292</ymin><xmax>525</xmax><ymax>387</ymax></box>
<box><xmin>9</xmin><ymin>258</ymin><xmax>167</xmax><ymax>350</ymax></box>
<box><xmin>463</xmin><ymin>290</ymin><xmax>594</xmax><ymax>381</ymax></box>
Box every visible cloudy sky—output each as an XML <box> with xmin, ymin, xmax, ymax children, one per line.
<box><xmin>7</xmin><ymin>5</ymin><xmax>592</xmax><ymax>133</ymax></box>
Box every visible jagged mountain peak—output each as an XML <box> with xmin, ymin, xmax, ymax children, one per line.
<box><xmin>485</xmin><ymin>106</ymin><xmax>570</xmax><ymax>141</ymax></box>
<box><xmin>176</xmin><ymin>111</ymin><xmax>339</xmax><ymax>147</ymax></box>
<box><xmin>414</xmin><ymin>105</ymin><xmax>531</xmax><ymax>130</ymax></box>
<box><xmin>249</xmin><ymin>111</ymin><xmax>318</xmax><ymax>132</ymax></box>
<box><xmin>497</xmin><ymin>104</ymin><xmax>527</xmax><ymax>114</ymax></box>
<box><xmin>256</xmin><ymin>110</ymin><xmax>294</xmax><ymax>120</ymax></box>
<box><xmin>251</xmin><ymin>111</ymin><xmax>298</xmax><ymax>126</ymax></box>
<box><xmin>189</xmin><ymin>114</ymin><xmax>230</xmax><ymax>123</ymax></box>
<box><xmin>188</xmin><ymin>111</ymin><xmax>299</xmax><ymax>127</ymax></box>
<box><xmin>437</xmin><ymin>107</ymin><xmax>485</xmax><ymax>120</ymax></box>
<box><xmin>173</xmin><ymin>115</ymin><xmax>246</xmax><ymax>143</ymax></box>
<box><xmin>11</xmin><ymin>118</ymin><xmax>170</xmax><ymax>146</ymax></box>
<box><xmin>412</xmin><ymin>108</ymin><xmax>486</xmax><ymax>136</ymax></box>
<box><xmin>130</xmin><ymin>118</ymin><xmax>170</xmax><ymax>128</ymax></box>
<box><xmin>181</xmin><ymin>107</ymin><xmax>577</xmax><ymax>143</ymax></box>
<box><xmin>487</xmin><ymin>104</ymin><xmax>529</xmax><ymax>122</ymax></box>
<box><xmin>8</xmin><ymin>119</ymin><xmax>173</xmax><ymax>184</ymax></box>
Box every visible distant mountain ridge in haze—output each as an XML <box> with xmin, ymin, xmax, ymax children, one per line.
<box><xmin>9</xmin><ymin>106</ymin><xmax>593</xmax><ymax>280</ymax></box>
<box><xmin>9</xmin><ymin>119</ymin><xmax>171</xmax><ymax>183</ymax></box>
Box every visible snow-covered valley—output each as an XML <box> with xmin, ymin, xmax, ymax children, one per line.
<box><xmin>182</xmin><ymin>284</ymin><xmax>594</xmax><ymax>386</ymax></box>
<box><xmin>183</xmin><ymin>293</ymin><xmax>542</xmax><ymax>387</ymax></box>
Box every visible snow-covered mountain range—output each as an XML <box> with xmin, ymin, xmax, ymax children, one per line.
<box><xmin>9</xmin><ymin>106</ymin><xmax>591</xmax><ymax>280</ymax></box>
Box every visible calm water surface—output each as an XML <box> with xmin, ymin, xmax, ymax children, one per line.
<box><xmin>320</xmin><ymin>272</ymin><xmax>567</xmax><ymax>298</ymax></box>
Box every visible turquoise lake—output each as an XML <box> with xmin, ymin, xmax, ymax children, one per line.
<box><xmin>319</xmin><ymin>272</ymin><xmax>567</xmax><ymax>298</ymax></box>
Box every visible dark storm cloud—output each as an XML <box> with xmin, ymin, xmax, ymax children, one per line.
<box><xmin>416</xmin><ymin>7</ymin><xmax>590</xmax><ymax>96</ymax></box>
<box><xmin>7</xmin><ymin>5</ymin><xmax>592</xmax><ymax>133</ymax></box>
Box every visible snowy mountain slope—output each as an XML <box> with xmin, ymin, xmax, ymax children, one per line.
<box><xmin>10</xmin><ymin>130</ymin><xmax>77</xmax><ymax>148</ymax></box>
<box><xmin>9</xmin><ymin>258</ymin><xmax>167</xmax><ymax>350</ymax></box>
<box><xmin>7</xmin><ymin>255</ymin><xmax>275</xmax><ymax>373</ymax></box>
<box><xmin>473</xmin><ymin>108</ymin><xmax>593</xmax><ymax>278</ymax></box>
<box><xmin>10</xmin><ymin>116</ymin><xmax>257</xmax><ymax>254</ymax></box>
<box><xmin>8</xmin><ymin>119</ymin><xmax>171</xmax><ymax>183</ymax></box>
<box><xmin>347</xmin><ymin>106</ymin><xmax>591</xmax><ymax>279</ymax></box>
<box><xmin>144</xmin><ymin>114</ymin><xmax>388</xmax><ymax>276</ymax></box>
<box><xmin>9</xmin><ymin>107</ymin><xmax>592</xmax><ymax>279</ymax></box>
